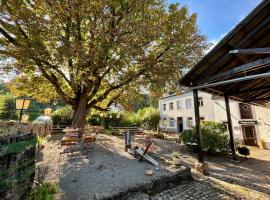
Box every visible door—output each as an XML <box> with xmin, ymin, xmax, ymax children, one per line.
<box><xmin>242</xmin><ymin>126</ymin><xmax>257</xmax><ymax>146</ymax></box>
<box><xmin>177</xmin><ymin>117</ymin><xmax>183</xmax><ymax>133</ymax></box>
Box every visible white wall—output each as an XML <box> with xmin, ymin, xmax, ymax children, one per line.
<box><xmin>159</xmin><ymin>91</ymin><xmax>270</xmax><ymax>148</ymax></box>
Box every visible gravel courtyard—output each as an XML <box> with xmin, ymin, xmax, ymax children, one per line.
<box><xmin>36</xmin><ymin>133</ymin><xmax>190</xmax><ymax>199</ymax></box>
<box><xmin>37</xmin><ymin>133</ymin><xmax>270</xmax><ymax>200</ymax></box>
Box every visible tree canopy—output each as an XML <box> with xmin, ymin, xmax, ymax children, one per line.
<box><xmin>0</xmin><ymin>0</ymin><xmax>208</xmax><ymax>127</ymax></box>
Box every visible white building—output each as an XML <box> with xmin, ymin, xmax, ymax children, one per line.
<box><xmin>159</xmin><ymin>90</ymin><xmax>270</xmax><ymax>148</ymax></box>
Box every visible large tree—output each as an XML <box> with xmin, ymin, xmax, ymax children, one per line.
<box><xmin>0</xmin><ymin>0</ymin><xmax>207</xmax><ymax>128</ymax></box>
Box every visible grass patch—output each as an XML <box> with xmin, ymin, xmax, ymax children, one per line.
<box><xmin>27</xmin><ymin>182</ymin><xmax>59</xmax><ymax>200</ymax></box>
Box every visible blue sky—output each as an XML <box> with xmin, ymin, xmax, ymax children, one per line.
<box><xmin>168</xmin><ymin>0</ymin><xmax>262</xmax><ymax>46</ymax></box>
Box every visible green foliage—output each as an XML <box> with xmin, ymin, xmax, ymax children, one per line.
<box><xmin>120</xmin><ymin>112</ymin><xmax>141</xmax><ymax>127</ymax></box>
<box><xmin>138</xmin><ymin>107</ymin><xmax>160</xmax><ymax>129</ymax></box>
<box><xmin>181</xmin><ymin>121</ymin><xmax>230</xmax><ymax>154</ymax></box>
<box><xmin>0</xmin><ymin>138</ymin><xmax>37</xmax><ymax>156</ymax></box>
<box><xmin>0</xmin><ymin>0</ymin><xmax>208</xmax><ymax>128</ymax></box>
<box><xmin>119</xmin><ymin>107</ymin><xmax>160</xmax><ymax>129</ymax></box>
<box><xmin>28</xmin><ymin>113</ymin><xmax>41</xmax><ymax>121</ymax></box>
<box><xmin>27</xmin><ymin>182</ymin><xmax>58</xmax><ymax>200</ymax></box>
<box><xmin>0</xmin><ymin>93</ymin><xmax>17</xmax><ymax>120</ymax></box>
<box><xmin>37</xmin><ymin>136</ymin><xmax>46</xmax><ymax>145</ymax></box>
<box><xmin>181</xmin><ymin>129</ymin><xmax>196</xmax><ymax>144</ymax></box>
<box><xmin>171</xmin><ymin>151</ymin><xmax>181</xmax><ymax>158</ymax></box>
<box><xmin>51</xmin><ymin>106</ymin><xmax>73</xmax><ymax>125</ymax></box>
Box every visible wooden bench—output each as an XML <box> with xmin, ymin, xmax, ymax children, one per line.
<box><xmin>112</xmin><ymin>127</ymin><xmax>144</xmax><ymax>135</ymax></box>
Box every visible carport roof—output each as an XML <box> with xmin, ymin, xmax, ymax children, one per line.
<box><xmin>179</xmin><ymin>0</ymin><xmax>270</xmax><ymax>105</ymax></box>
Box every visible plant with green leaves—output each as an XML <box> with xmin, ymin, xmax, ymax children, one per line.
<box><xmin>0</xmin><ymin>93</ymin><xmax>17</xmax><ymax>120</ymax></box>
<box><xmin>51</xmin><ymin>106</ymin><xmax>73</xmax><ymax>125</ymax></box>
<box><xmin>27</xmin><ymin>182</ymin><xmax>59</xmax><ymax>200</ymax></box>
<box><xmin>181</xmin><ymin>121</ymin><xmax>230</xmax><ymax>154</ymax></box>
<box><xmin>0</xmin><ymin>0</ymin><xmax>208</xmax><ymax>128</ymax></box>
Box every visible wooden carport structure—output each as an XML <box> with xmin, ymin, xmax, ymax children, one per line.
<box><xmin>179</xmin><ymin>0</ymin><xmax>270</xmax><ymax>164</ymax></box>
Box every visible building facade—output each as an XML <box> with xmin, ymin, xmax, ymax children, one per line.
<box><xmin>159</xmin><ymin>91</ymin><xmax>270</xmax><ymax>148</ymax></box>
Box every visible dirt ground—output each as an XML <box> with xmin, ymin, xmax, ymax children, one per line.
<box><xmin>37</xmin><ymin>133</ymin><xmax>270</xmax><ymax>199</ymax></box>
<box><xmin>36</xmin><ymin>133</ymin><xmax>187</xmax><ymax>199</ymax></box>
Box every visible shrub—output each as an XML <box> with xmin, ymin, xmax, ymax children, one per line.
<box><xmin>51</xmin><ymin>106</ymin><xmax>73</xmax><ymax>125</ymax></box>
<box><xmin>0</xmin><ymin>93</ymin><xmax>17</xmax><ymax>120</ymax></box>
<box><xmin>119</xmin><ymin>107</ymin><xmax>160</xmax><ymax>129</ymax></box>
<box><xmin>181</xmin><ymin>121</ymin><xmax>230</xmax><ymax>154</ymax></box>
<box><xmin>27</xmin><ymin>182</ymin><xmax>58</xmax><ymax>200</ymax></box>
<box><xmin>138</xmin><ymin>107</ymin><xmax>160</xmax><ymax>129</ymax></box>
<box><xmin>119</xmin><ymin>112</ymin><xmax>141</xmax><ymax>127</ymax></box>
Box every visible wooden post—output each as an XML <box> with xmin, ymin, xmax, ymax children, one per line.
<box><xmin>224</xmin><ymin>94</ymin><xmax>237</xmax><ymax>160</ymax></box>
<box><xmin>193</xmin><ymin>89</ymin><xmax>204</xmax><ymax>163</ymax></box>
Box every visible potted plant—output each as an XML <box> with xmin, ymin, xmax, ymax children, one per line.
<box><xmin>172</xmin><ymin>151</ymin><xmax>182</xmax><ymax>166</ymax></box>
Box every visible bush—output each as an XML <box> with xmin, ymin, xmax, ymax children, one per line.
<box><xmin>181</xmin><ymin>121</ymin><xmax>230</xmax><ymax>154</ymax></box>
<box><xmin>120</xmin><ymin>112</ymin><xmax>141</xmax><ymax>127</ymax></box>
<box><xmin>28</xmin><ymin>112</ymin><xmax>41</xmax><ymax>121</ymax></box>
<box><xmin>27</xmin><ymin>182</ymin><xmax>58</xmax><ymax>200</ymax></box>
<box><xmin>119</xmin><ymin>107</ymin><xmax>160</xmax><ymax>129</ymax></box>
<box><xmin>138</xmin><ymin>107</ymin><xmax>160</xmax><ymax>129</ymax></box>
<box><xmin>51</xmin><ymin>106</ymin><xmax>73</xmax><ymax>125</ymax></box>
<box><xmin>0</xmin><ymin>93</ymin><xmax>17</xmax><ymax>120</ymax></box>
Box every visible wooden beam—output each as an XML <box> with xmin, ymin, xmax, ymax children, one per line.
<box><xmin>229</xmin><ymin>47</ymin><xmax>270</xmax><ymax>54</ymax></box>
<box><xmin>227</xmin><ymin>86</ymin><xmax>270</xmax><ymax>96</ymax></box>
<box><xmin>193</xmin><ymin>89</ymin><xmax>204</xmax><ymax>163</ymax></box>
<box><xmin>224</xmin><ymin>94</ymin><xmax>237</xmax><ymax>161</ymax></box>
<box><xmin>183</xmin><ymin>15</ymin><xmax>270</xmax><ymax>86</ymax></box>
<box><xmin>195</xmin><ymin>57</ymin><xmax>270</xmax><ymax>85</ymax></box>
<box><xmin>244</xmin><ymin>97</ymin><xmax>270</xmax><ymax>102</ymax></box>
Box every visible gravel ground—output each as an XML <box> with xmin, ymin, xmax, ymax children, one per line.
<box><xmin>36</xmin><ymin>134</ymin><xmax>188</xmax><ymax>200</ymax></box>
<box><xmin>37</xmin><ymin>134</ymin><xmax>270</xmax><ymax>200</ymax></box>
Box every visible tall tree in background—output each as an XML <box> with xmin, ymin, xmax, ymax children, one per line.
<box><xmin>0</xmin><ymin>0</ymin><xmax>207</xmax><ymax>128</ymax></box>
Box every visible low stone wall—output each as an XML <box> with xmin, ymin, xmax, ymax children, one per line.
<box><xmin>0</xmin><ymin>132</ymin><xmax>36</xmax><ymax>199</ymax></box>
<box><xmin>102</xmin><ymin>166</ymin><xmax>192</xmax><ymax>200</ymax></box>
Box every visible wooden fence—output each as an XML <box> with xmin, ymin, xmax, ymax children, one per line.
<box><xmin>0</xmin><ymin>121</ymin><xmax>52</xmax><ymax>137</ymax></box>
<box><xmin>0</xmin><ymin>132</ymin><xmax>36</xmax><ymax>199</ymax></box>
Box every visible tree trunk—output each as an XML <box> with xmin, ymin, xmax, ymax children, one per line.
<box><xmin>72</xmin><ymin>93</ymin><xmax>89</xmax><ymax>129</ymax></box>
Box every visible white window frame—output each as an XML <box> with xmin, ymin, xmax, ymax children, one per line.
<box><xmin>177</xmin><ymin>100</ymin><xmax>181</xmax><ymax>110</ymax></box>
<box><xmin>163</xmin><ymin>103</ymin><xmax>166</xmax><ymax>111</ymax></box>
<box><xmin>185</xmin><ymin>99</ymin><xmax>193</xmax><ymax>109</ymax></box>
<box><xmin>169</xmin><ymin>118</ymin><xmax>175</xmax><ymax>127</ymax></box>
<box><xmin>169</xmin><ymin>102</ymin><xmax>174</xmax><ymax>110</ymax></box>
<box><xmin>187</xmin><ymin>117</ymin><xmax>193</xmax><ymax>128</ymax></box>
<box><xmin>162</xmin><ymin>118</ymin><xmax>168</xmax><ymax>127</ymax></box>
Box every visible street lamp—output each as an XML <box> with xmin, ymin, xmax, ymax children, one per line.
<box><xmin>15</xmin><ymin>97</ymin><xmax>31</xmax><ymax>124</ymax></box>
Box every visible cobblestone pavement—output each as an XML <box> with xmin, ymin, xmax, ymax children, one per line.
<box><xmin>150</xmin><ymin>180</ymin><xmax>247</xmax><ymax>200</ymax></box>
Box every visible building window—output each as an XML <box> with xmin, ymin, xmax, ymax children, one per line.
<box><xmin>169</xmin><ymin>118</ymin><xmax>175</xmax><ymax>127</ymax></box>
<box><xmin>169</xmin><ymin>102</ymin><xmax>174</xmax><ymax>110</ymax></box>
<box><xmin>177</xmin><ymin>100</ymin><xmax>181</xmax><ymax>110</ymax></box>
<box><xmin>200</xmin><ymin>117</ymin><xmax>205</xmax><ymax>121</ymax></box>
<box><xmin>199</xmin><ymin>97</ymin><xmax>203</xmax><ymax>107</ymax></box>
<box><xmin>163</xmin><ymin>103</ymin><xmax>166</xmax><ymax>111</ymax></box>
<box><xmin>185</xmin><ymin>99</ymin><xmax>193</xmax><ymax>109</ymax></box>
<box><xmin>162</xmin><ymin>118</ymin><xmax>167</xmax><ymax>126</ymax></box>
<box><xmin>187</xmin><ymin>117</ymin><xmax>193</xmax><ymax>128</ymax></box>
